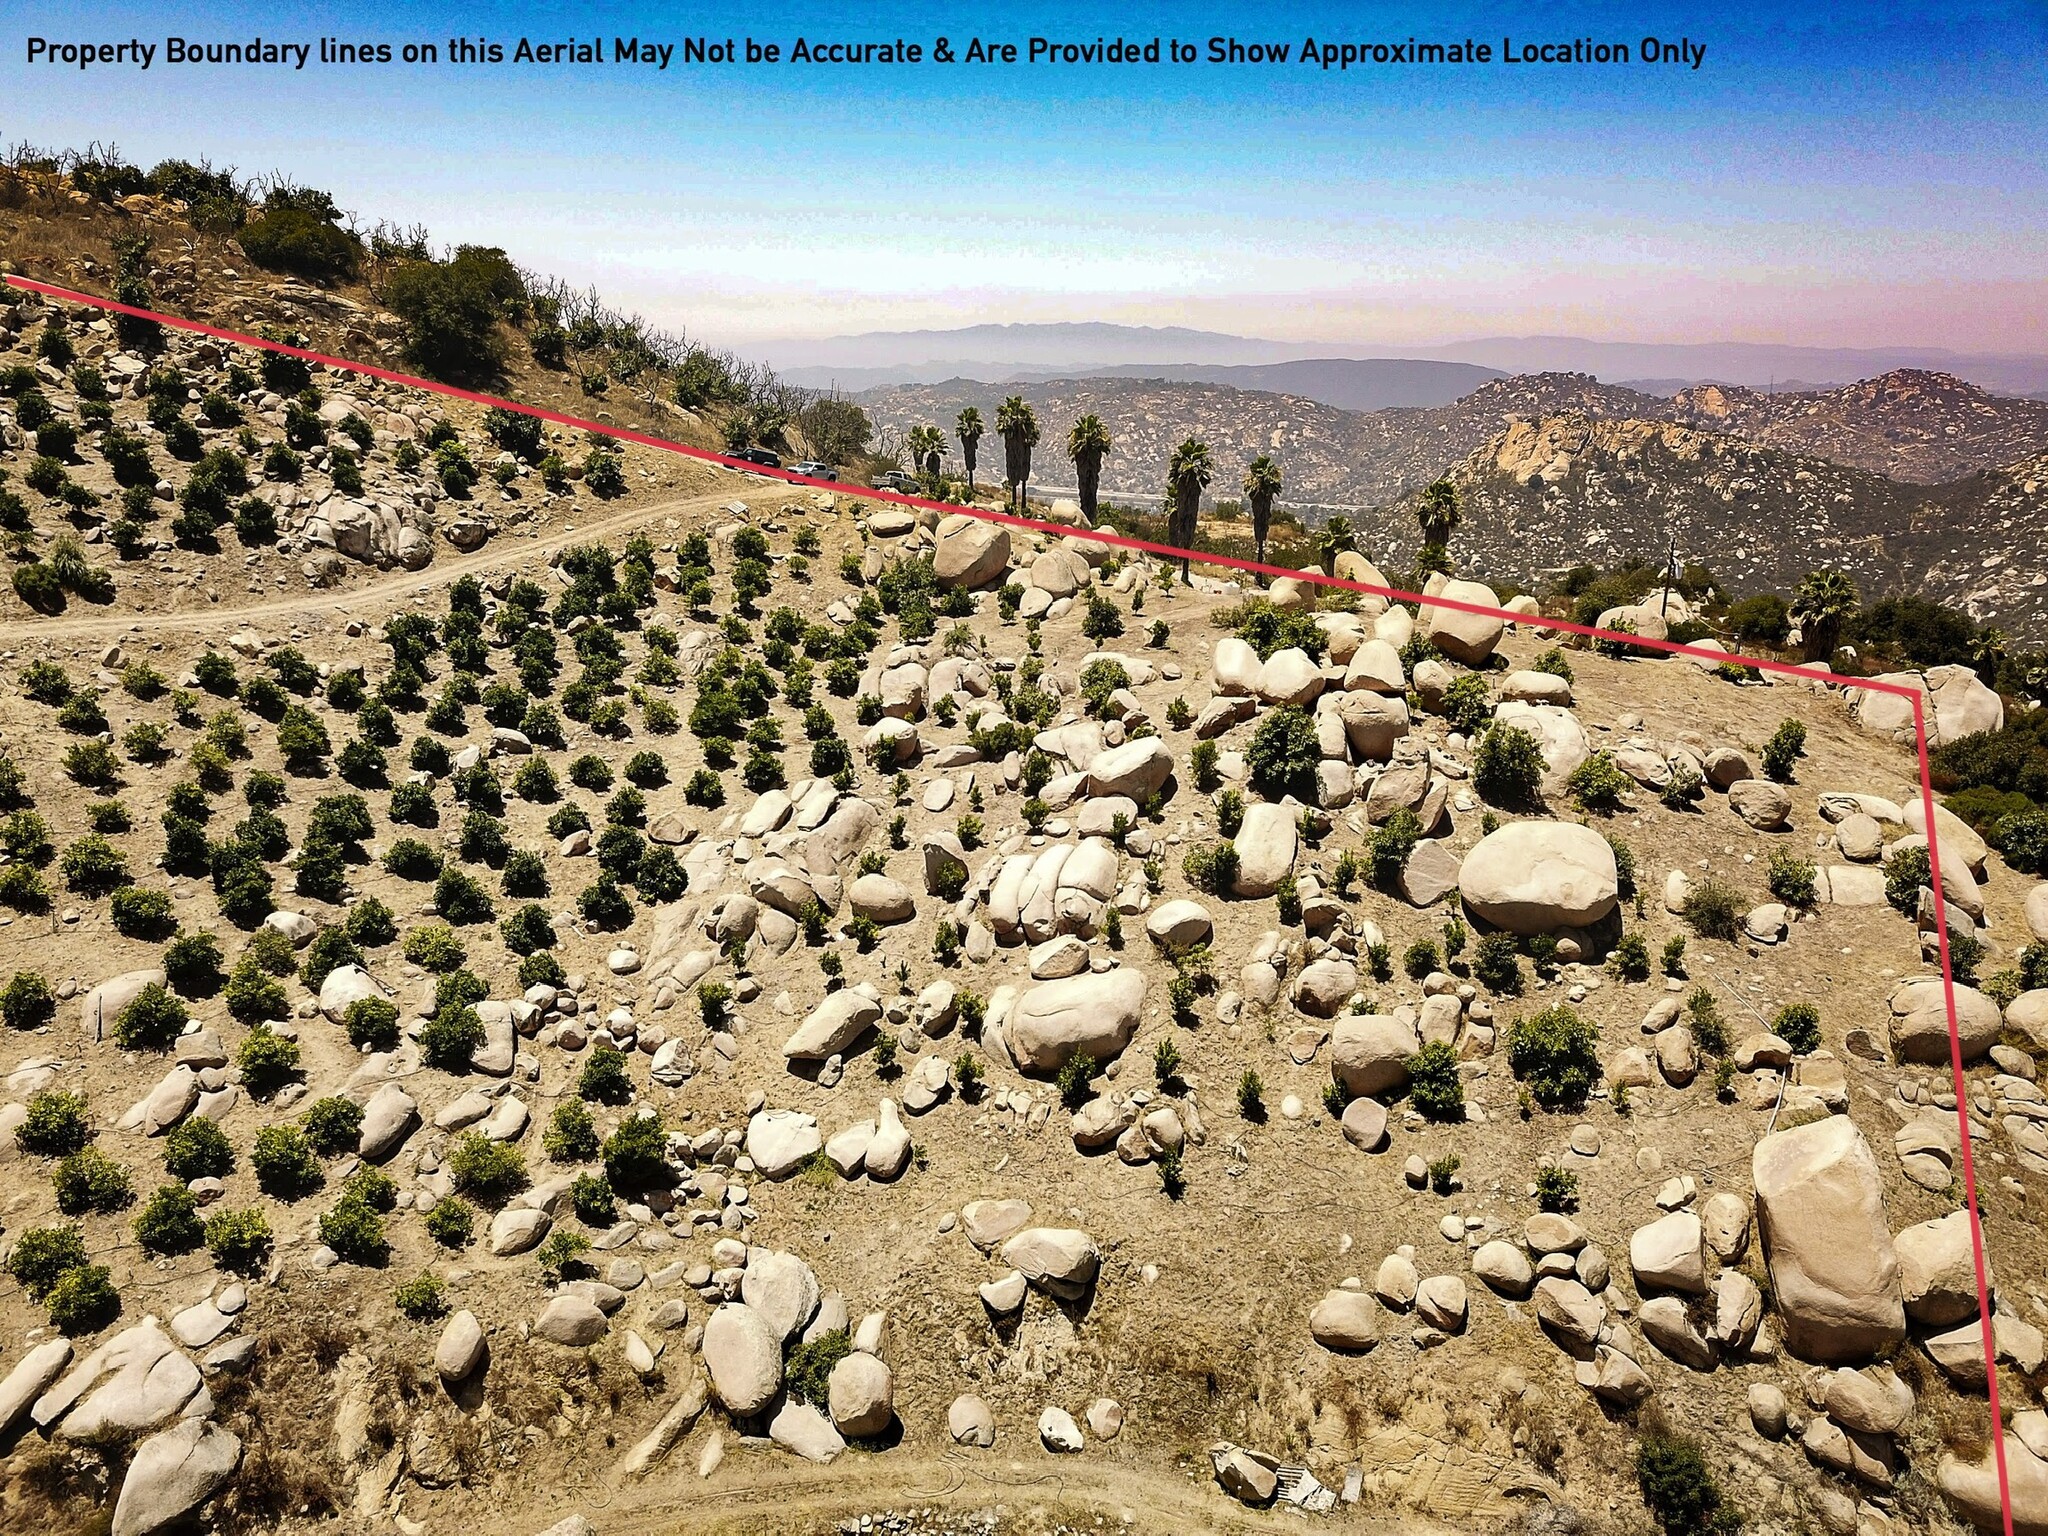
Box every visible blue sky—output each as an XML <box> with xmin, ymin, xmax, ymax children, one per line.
<box><xmin>6</xmin><ymin>1</ymin><xmax>2044</xmax><ymax>352</ymax></box>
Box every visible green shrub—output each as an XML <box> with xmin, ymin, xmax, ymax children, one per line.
<box><xmin>1608</xmin><ymin>932</ymin><xmax>1651</xmax><ymax>981</ymax></box>
<box><xmin>1534</xmin><ymin>1166</ymin><xmax>1579</xmax><ymax>1214</ymax></box>
<box><xmin>134</xmin><ymin>1184</ymin><xmax>205</xmax><ymax>1255</ymax></box>
<box><xmin>1237</xmin><ymin>1069</ymin><xmax>1266</xmax><ymax>1121</ymax></box>
<box><xmin>424</xmin><ymin>1197</ymin><xmax>476</xmax><ymax>1248</ymax></box>
<box><xmin>1636</xmin><ymin>1427</ymin><xmax>1741</xmax><ymax>1535</ymax></box>
<box><xmin>1245</xmin><ymin>705</ymin><xmax>1320</xmax><ymax>800</ymax></box>
<box><xmin>341</xmin><ymin>995</ymin><xmax>398</xmax><ymax>1053</ymax></box>
<box><xmin>237</xmin><ymin>1028</ymin><xmax>301</xmax><ymax>1099</ymax></box>
<box><xmin>601</xmin><ymin>1112</ymin><xmax>669</xmax><ymax>1190</ymax></box>
<box><xmin>204</xmin><ymin>1206</ymin><xmax>273</xmax><ymax>1273</ymax></box>
<box><xmin>1685</xmin><ymin>988</ymin><xmax>1731</xmax><ymax>1056</ymax></box>
<box><xmin>1765</xmin><ymin>849</ymin><xmax>1817</xmax><ymax>908</ymax></box>
<box><xmin>54</xmin><ymin>1147</ymin><xmax>133</xmax><ymax>1214</ymax></box>
<box><xmin>110</xmin><ymin>886</ymin><xmax>174</xmax><ymax>939</ymax></box>
<box><xmin>1404</xmin><ymin>939</ymin><xmax>1440</xmax><ymax>980</ymax></box>
<box><xmin>447</xmin><ymin>1131</ymin><xmax>526</xmax><ymax>1205</ymax></box>
<box><xmin>395</xmin><ymin>1271</ymin><xmax>449</xmax><ymax>1321</ymax></box>
<box><xmin>544</xmin><ymin>1099</ymin><xmax>600</xmax><ymax>1163</ymax></box>
<box><xmin>1405</xmin><ymin>1041</ymin><xmax>1465</xmax><ymax>1122</ymax></box>
<box><xmin>571</xmin><ymin>1171</ymin><xmax>616</xmax><ymax>1225</ymax></box>
<box><xmin>1507</xmin><ymin>1006</ymin><xmax>1601</xmax><ymax>1109</ymax></box>
<box><xmin>46</xmin><ymin>1264</ymin><xmax>121</xmax><ymax>1335</ymax></box>
<box><xmin>8</xmin><ymin>1222</ymin><xmax>89</xmax><ymax>1299</ymax></box>
<box><xmin>1566</xmin><ymin>752</ymin><xmax>1632</xmax><ymax>814</ymax></box>
<box><xmin>1367</xmin><ymin>807</ymin><xmax>1423</xmax><ymax>891</ymax></box>
<box><xmin>577</xmin><ymin>1045</ymin><xmax>634</xmax><ymax>1105</ymax></box>
<box><xmin>1471</xmin><ymin>932</ymin><xmax>1523</xmax><ymax>994</ymax></box>
<box><xmin>1773</xmin><ymin>1001</ymin><xmax>1822</xmax><ymax>1055</ymax></box>
<box><xmin>163</xmin><ymin>1117</ymin><xmax>233</xmax><ymax>1180</ymax></box>
<box><xmin>319</xmin><ymin>1194</ymin><xmax>388</xmax><ymax>1265</ymax></box>
<box><xmin>302</xmin><ymin>1095</ymin><xmax>365</xmax><ymax>1156</ymax></box>
<box><xmin>1472</xmin><ymin>724</ymin><xmax>1545</xmax><ymax>805</ymax></box>
<box><xmin>1995</xmin><ymin>810</ymin><xmax>2048</xmax><ymax>876</ymax></box>
<box><xmin>537</xmin><ymin>1228</ymin><xmax>593</xmax><ymax>1283</ymax></box>
<box><xmin>252</xmin><ymin>1123</ymin><xmax>322</xmax><ymax>1198</ymax></box>
<box><xmin>1759</xmin><ymin>719</ymin><xmax>1806</xmax><ymax>784</ymax></box>
<box><xmin>18</xmin><ymin>1088</ymin><xmax>92</xmax><ymax>1157</ymax></box>
<box><xmin>240</xmin><ymin>205</ymin><xmax>360</xmax><ymax>281</ymax></box>
<box><xmin>1440</xmin><ymin>673</ymin><xmax>1493</xmax><ymax>734</ymax></box>
<box><xmin>1884</xmin><ymin>844</ymin><xmax>1931</xmax><ymax>913</ymax></box>
<box><xmin>163</xmin><ymin>931</ymin><xmax>225</xmax><ymax>997</ymax></box>
<box><xmin>2</xmin><ymin>970</ymin><xmax>56</xmax><ymax>1030</ymax></box>
<box><xmin>417</xmin><ymin>1003</ymin><xmax>482</xmax><ymax>1071</ymax></box>
<box><xmin>403</xmin><ymin>923</ymin><xmax>466</xmax><ymax>971</ymax></box>
<box><xmin>785</xmin><ymin>1328</ymin><xmax>852</xmax><ymax>1406</ymax></box>
<box><xmin>1680</xmin><ymin>880</ymin><xmax>1744</xmax><ymax>941</ymax></box>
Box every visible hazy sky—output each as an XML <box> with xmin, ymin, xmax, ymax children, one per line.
<box><xmin>8</xmin><ymin>1</ymin><xmax>2046</xmax><ymax>352</ymax></box>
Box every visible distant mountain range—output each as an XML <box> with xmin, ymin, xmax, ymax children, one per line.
<box><xmin>759</xmin><ymin>322</ymin><xmax>2048</xmax><ymax>399</ymax></box>
<box><xmin>861</xmin><ymin>365</ymin><xmax>2048</xmax><ymax>632</ymax></box>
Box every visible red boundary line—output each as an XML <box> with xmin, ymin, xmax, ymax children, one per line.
<box><xmin>5</xmin><ymin>274</ymin><xmax>2015</xmax><ymax>1529</ymax></box>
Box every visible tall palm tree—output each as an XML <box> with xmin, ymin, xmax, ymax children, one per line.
<box><xmin>1067</xmin><ymin>414</ymin><xmax>1112</xmax><ymax>524</ymax></box>
<box><xmin>905</xmin><ymin>424</ymin><xmax>945</xmax><ymax>483</ymax></box>
<box><xmin>1416</xmin><ymin>478</ymin><xmax>1460</xmax><ymax>573</ymax></box>
<box><xmin>1164</xmin><ymin>437</ymin><xmax>1214</xmax><ymax>584</ymax></box>
<box><xmin>996</xmin><ymin>396</ymin><xmax>1039</xmax><ymax>512</ymax></box>
<box><xmin>1790</xmin><ymin>569</ymin><xmax>1860</xmax><ymax>661</ymax></box>
<box><xmin>1242</xmin><ymin>454</ymin><xmax>1283</xmax><ymax>568</ymax></box>
<box><xmin>955</xmin><ymin>407</ymin><xmax>984</xmax><ymax>496</ymax></box>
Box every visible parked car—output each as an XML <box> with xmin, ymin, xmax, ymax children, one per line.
<box><xmin>731</xmin><ymin>448</ymin><xmax>780</xmax><ymax>468</ymax></box>
<box><xmin>872</xmin><ymin>469</ymin><xmax>914</xmax><ymax>491</ymax></box>
<box><xmin>790</xmin><ymin>460</ymin><xmax>834</xmax><ymax>481</ymax></box>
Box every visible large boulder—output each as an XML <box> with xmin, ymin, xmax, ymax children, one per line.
<box><xmin>1330</xmin><ymin>1014</ymin><xmax>1420</xmax><ymax>1098</ymax></box>
<box><xmin>827</xmin><ymin>1352</ymin><xmax>895</xmax><ymax>1437</ymax></box>
<box><xmin>1492</xmin><ymin>701</ymin><xmax>1590</xmax><ymax>790</ymax></box>
<box><xmin>111</xmin><ymin>1419</ymin><xmax>242</xmax><ymax>1536</ymax></box>
<box><xmin>1904</xmin><ymin>798</ymin><xmax>1991</xmax><ymax>879</ymax></box>
<box><xmin>318</xmin><ymin>964</ymin><xmax>391</xmax><ymax>1024</ymax></box>
<box><xmin>1255</xmin><ymin>648</ymin><xmax>1323</xmax><ymax>707</ymax></box>
<box><xmin>745</xmin><ymin>1110</ymin><xmax>823</xmax><ymax>1179</ymax></box>
<box><xmin>1752</xmin><ymin>1118</ymin><xmax>1906</xmax><ymax>1363</ymax></box>
<box><xmin>741</xmin><ymin>1251</ymin><xmax>820</xmax><ymax>1345</ymax></box>
<box><xmin>1230</xmin><ymin>802</ymin><xmax>1299</xmax><ymax>898</ymax></box>
<box><xmin>435</xmin><ymin>1311</ymin><xmax>486</xmax><ymax>1384</ymax></box>
<box><xmin>701</xmin><ymin>1303</ymin><xmax>782</xmax><ymax>1416</ymax></box>
<box><xmin>1333</xmin><ymin>690</ymin><xmax>1409</xmax><ymax>761</ymax></box>
<box><xmin>534</xmin><ymin>1295</ymin><xmax>608</xmax><ymax>1347</ymax></box>
<box><xmin>1927</xmin><ymin>664</ymin><xmax>2006</xmax><ymax>747</ymax></box>
<box><xmin>1001</xmin><ymin>1227</ymin><xmax>1101</xmax><ymax>1300</ymax></box>
<box><xmin>1418</xmin><ymin>579</ymin><xmax>1505</xmax><ymax>665</ymax></box>
<box><xmin>933</xmin><ymin>515</ymin><xmax>1011</xmax><ymax>589</ymax></box>
<box><xmin>1888</xmin><ymin>978</ymin><xmax>2001</xmax><ymax>1065</ymax></box>
<box><xmin>1308</xmin><ymin>1290</ymin><xmax>1380</xmax><ymax>1352</ymax></box>
<box><xmin>1459</xmin><ymin>822</ymin><xmax>1618</xmax><ymax>935</ymax></box>
<box><xmin>358</xmin><ymin>1083</ymin><xmax>419</xmax><ymax>1162</ymax></box>
<box><xmin>79</xmin><ymin>969</ymin><xmax>166</xmax><ymax>1043</ymax></box>
<box><xmin>1895</xmin><ymin>1210</ymin><xmax>1985</xmax><ymax>1328</ymax></box>
<box><xmin>783</xmin><ymin>992</ymin><xmax>882</xmax><ymax>1060</ymax></box>
<box><xmin>1005</xmin><ymin>968</ymin><xmax>1144</xmax><ymax>1073</ymax></box>
<box><xmin>1085</xmin><ymin>737</ymin><xmax>1174</xmax><ymax>800</ymax></box>
<box><xmin>1940</xmin><ymin>1435</ymin><xmax>2048</xmax><ymax>1536</ymax></box>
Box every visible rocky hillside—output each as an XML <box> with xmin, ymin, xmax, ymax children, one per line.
<box><xmin>0</xmin><ymin>344</ymin><xmax>2044</xmax><ymax>1534</ymax></box>
<box><xmin>862</xmin><ymin>372</ymin><xmax>1667</xmax><ymax>510</ymax></box>
<box><xmin>0</xmin><ymin>286</ymin><xmax>731</xmax><ymax>622</ymax></box>
<box><xmin>1671</xmin><ymin>370</ymin><xmax>2048</xmax><ymax>484</ymax></box>
<box><xmin>1376</xmin><ymin>414</ymin><xmax>2048</xmax><ymax>636</ymax></box>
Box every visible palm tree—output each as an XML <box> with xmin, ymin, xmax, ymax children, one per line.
<box><xmin>1970</xmin><ymin>626</ymin><xmax>2006</xmax><ymax>686</ymax></box>
<box><xmin>905</xmin><ymin>424</ymin><xmax>945</xmax><ymax>484</ymax></box>
<box><xmin>1790</xmin><ymin>569</ymin><xmax>1860</xmax><ymax>660</ymax></box>
<box><xmin>1242</xmin><ymin>454</ymin><xmax>1283</xmax><ymax>568</ymax></box>
<box><xmin>1067</xmin><ymin>414</ymin><xmax>1112</xmax><ymax>525</ymax></box>
<box><xmin>956</xmin><ymin>407</ymin><xmax>984</xmax><ymax>496</ymax></box>
<box><xmin>996</xmin><ymin>396</ymin><xmax>1039</xmax><ymax>512</ymax></box>
<box><xmin>1317</xmin><ymin>516</ymin><xmax>1356</xmax><ymax>576</ymax></box>
<box><xmin>1164</xmin><ymin>437</ymin><xmax>1214</xmax><ymax>583</ymax></box>
<box><xmin>1416</xmin><ymin>478</ymin><xmax>1460</xmax><ymax>574</ymax></box>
